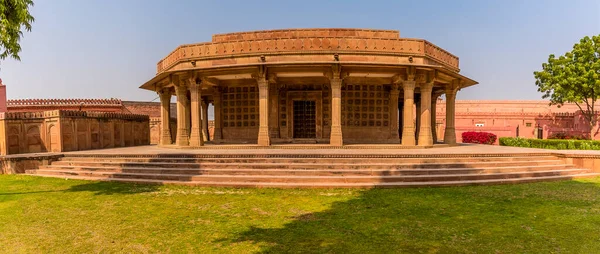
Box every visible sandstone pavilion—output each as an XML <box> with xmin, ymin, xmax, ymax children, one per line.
<box><xmin>140</xmin><ymin>28</ymin><xmax>477</xmax><ymax>147</ymax></box>
<box><xmin>21</xmin><ymin>29</ymin><xmax>597</xmax><ymax>188</ymax></box>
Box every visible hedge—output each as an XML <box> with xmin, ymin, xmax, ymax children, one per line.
<box><xmin>499</xmin><ymin>137</ymin><xmax>600</xmax><ymax>150</ymax></box>
<box><xmin>462</xmin><ymin>132</ymin><xmax>497</xmax><ymax>145</ymax></box>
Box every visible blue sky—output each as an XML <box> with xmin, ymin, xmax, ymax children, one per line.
<box><xmin>1</xmin><ymin>0</ymin><xmax>599</xmax><ymax>101</ymax></box>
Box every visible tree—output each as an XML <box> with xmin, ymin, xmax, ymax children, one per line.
<box><xmin>0</xmin><ymin>0</ymin><xmax>34</xmax><ymax>61</ymax></box>
<box><xmin>534</xmin><ymin>35</ymin><xmax>600</xmax><ymax>139</ymax></box>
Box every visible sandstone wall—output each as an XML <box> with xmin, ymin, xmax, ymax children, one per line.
<box><xmin>0</xmin><ymin>110</ymin><xmax>150</xmax><ymax>155</ymax></box>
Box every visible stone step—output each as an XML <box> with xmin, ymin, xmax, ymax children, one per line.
<box><xmin>57</xmin><ymin>155</ymin><xmax>560</xmax><ymax>164</ymax></box>
<box><xmin>23</xmin><ymin>172</ymin><xmax>600</xmax><ymax>188</ymax></box>
<box><xmin>49</xmin><ymin>160</ymin><xmax>568</xmax><ymax>170</ymax></box>
<box><xmin>26</xmin><ymin>168</ymin><xmax>590</xmax><ymax>183</ymax></box>
<box><xmin>40</xmin><ymin>164</ymin><xmax>574</xmax><ymax>176</ymax></box>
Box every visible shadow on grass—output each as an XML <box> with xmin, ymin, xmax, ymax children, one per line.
<box><xmin>226</xmin><ymin>179</ymin><xmax>600</xmax><ymax>253</ymax></box>
<box><xmin>65</xmin><ymin>181</ymin><xmax>161</xmax><ymax>195</ymax></box>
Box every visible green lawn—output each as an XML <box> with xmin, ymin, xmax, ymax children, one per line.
<box><xmin>1</xmin><ymin>176</ymin><xmax>600</xmax><ymax>253</ymax></box>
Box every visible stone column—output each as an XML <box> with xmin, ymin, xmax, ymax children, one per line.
<box><xmin>444</xmin><ymin>82</ymin><xmax>459</xmax><ymax>145</ymax></box>
<box><xmin>398</xmin><ymin>101</ymin><xmax>403</xmax><ymax>139</ymax></box>
<box><xmin>175</xmin><ymin>84</ymin><xmax>190</xmax><ymax>146</ymax></box>
<box><xmin>415</xmin><ymin>95</ymin><xmax>421</xmax><ymax>140</ymax></box>
<box><xmin>330</xmin><ymin>75</ymin><xmax>343</xmax><ymax>146</ymax></box>
<box><xmin>157</xmin><ymin>88</ymin><xmax>172</xmax><ymax>145</ymax></box>
<box><xmin>202</xmin><ymin>99</ymin><xmax>209</xmax><ymax>142</ymax></box>
<box><xmin>189</xmin><ymin>79</ymin><xmax>204</xmax><ymax>147</ymax></box>
<box><xmin>431</xmin><ymin>93</ymin><xmax>440</xmax><ymax>143</ymax></box>
<box><xmin>389</xmin><ymin>84</ymin><xmax>400</xmax><ymax>141</ymax></box>
<box><xmin>401</xmin><ymin>80</ymin><xmax>416</xmax><ymax>146</ymax></box>
<box><xmin>257</xmin><ymin>77</ymin><xmax>271</xmax><ymax>146</ymax></box>
<box><xmin>185</xmin><ymin>92</ymin><xmax>191</xmax><ymax>138</ymax></box>
<box><xmin>269</xmin><ymin>83</ymin><xmax>279</xmax><ymax>138</ymax></box>
<box><xmin>213</xmin><ymin>89</ymin><xmax>223</xmax><ymax>141</ymax></box>
<box><xmin>418</xmin><ymin>82</ymin><xmax>434</xmax><ymax>146</ymax></box>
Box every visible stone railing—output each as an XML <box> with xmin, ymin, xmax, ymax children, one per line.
<box><xmin>212</xmin><ymin>28</ymin><xmax>400</xmax><ymax>43</ymax></box>
<box><xmin>0</xmin><ymin>110</ymin><xmax>148</xmax><ymax>121</ymax></box>
<box><xmin>156</xmin><ymin>37</ymin><xmax>459</xmax><ymax>73</ymax></box>
<box><xmin>7</xmin><ymin>98</ymin><xmax>123</xmax><ymax>106</ymax></box>
<box><xmin>0</xmin><ymin>110</ymin><xmax>150</xmax><ymax>156</ymax></box>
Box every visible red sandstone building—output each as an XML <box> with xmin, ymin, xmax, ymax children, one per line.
<box><xmin>436</xmin><ymin>100</ymin><xmax>600</xmax><ymax>142</ymax></box>
<box><xmin>140</xmin><ymin>28</ymin><xmax>478</xmax><ymax>147</ymax></box>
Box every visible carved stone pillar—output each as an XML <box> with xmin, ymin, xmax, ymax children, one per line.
<box><xmin>269</xmin><ymin>82</ymin><xmax>279</xmax><ymax>138</ymax></box>
<box><xmin>189</xmin><ymin>78</ymin><xmax>203</xmax><ymax>147</ymax></box>
<box><xmin>185</xmin><ymin>92</ymin><xmax>191</xmax><ymax>138</ymax></box>
<box><xmin>418</xmin><ymin>82</ymin><xmax>434</xmax><ymax>146</ymax></box>
<box><xmin>415</xmin><ymin>95</ymin><xmax>421</xmax><ymax>140</ymax></box>
<box><xmin>257</xmin><ymin>76</ymin><xmax>270</xmax><ymax>146</ymax></box>
<box><xmin>175</xmin><ymin>84</ymin><xmax>189</xmax><ymax>146</ymax></box>
<box><xmin>444</xmin><ymin>82</ymin><xmax>459</xmax><ymax>145</ymax></box>
<box><xmin>213</xmin><ymin>88</ymin><xmax>223</xmax><ymax>142</ymax></box>
<box><xmin>431</xmin><ymin>93</ymin><xmax>441</xmax><ymax>143</ymax></box>
<box><xmin>329</xmin><ymin>68</ymin><xmax>343</xmax><ymax>146</ymax></box>
<box><xmin>401</xmin><ymin>80</ymin><xmax>416</xmax><ymax>146</ymax></box>
<box><xmin>157</xmin><ymin>88</ymin><xmax>172</xmax><ymax>145</ymax></box>
<box><xmin>398</xmin><ymin>101</ymin><xmax>403</xmax><ymax>138</ymax></box>
<box><xmin>202</xmin><ymin>99</ymin><xmax>209</xmax><ymax>142</ymax></box>
<box><xmin>389</xmin><ymin>84</ymin><xmax>400</xmax><ymax>142</ymax></box>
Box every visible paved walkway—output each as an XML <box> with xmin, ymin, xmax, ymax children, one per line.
<box><xmin>63</xmin><ymin>144</ymin><xmax>584</xmax><ymax>156</ymax></box>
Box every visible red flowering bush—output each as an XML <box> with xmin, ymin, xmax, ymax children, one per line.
<box><xmin>462</xmin><ymin>132</ymin><xmax>497</xmax><ymax>145</ymax></box>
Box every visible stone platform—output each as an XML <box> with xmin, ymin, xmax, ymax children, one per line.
<box><xmin>22</xmin><ymin>144</ymin><xmax>600</xmax><ymax>188</ymax></box>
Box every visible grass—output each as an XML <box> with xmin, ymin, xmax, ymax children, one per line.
<box><xmin>1</xmin><ymin>175</ymin><xmax>600</xmax><ymax>253</ymax></box>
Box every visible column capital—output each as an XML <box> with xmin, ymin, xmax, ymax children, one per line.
<box><xmin>325</xmin><ymin>64</ymin><xmax>348</xmax><ymax>82</ymax></box>
<box><xmin>390</xmin><ymin>83</ymin><xmax>401</xmax><ymax>94</ymax></box>
<box><xmin>402</xmin><ymin>80</ymin><xmax>416</xmax><ymax>90</ymax></box>
<box><xmin>175</xmin><ymin>84</ymin><xmax>187</xmax><ymax>96</ymax></box>
<box><xmin>419</xmin><ymin>82</ymin><xmax>434</xmax><ymax>92</ymax></box>
<box><xmin>444</xmin><ymin>79</ymin><xmax>461</xmax><ymax>95</ymax></box>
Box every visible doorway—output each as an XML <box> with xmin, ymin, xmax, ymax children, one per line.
<box><xmin>293</xmin><ymin>100</ymin><xmax>316</xmax><ymax>138</ymax></box>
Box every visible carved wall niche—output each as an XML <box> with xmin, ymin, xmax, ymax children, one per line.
<box><xmin>7</xmin><ymin>126</ymin><xmax>20</xmax><ymax>154</ymax></box>
<box><xmin>26</xmin><ymin>125</ymin><xmax>44</xmax><ymax>153</ymax></box>
<box><xmin>114</xmin><ymin>122</ymin><xmax>122</xmax><ymax>147</ymax></box>
<box><xmin>101</xmin><ymin>121</ymin><xmax>112</xmax><ymax>148</ymax></box>
<box><xmin>90</xmin><ymin>122</ymin><xmax>100</xmax><ymax>149</ymax></box>
<box><xmin>124</xmin><ymin>122</ymin><xmax>133</xmax><ymax>146</ymax></box>
<box><xmin>61</xmin><ymin>121</ymin><xmax>74</xmax><ymax>152</ymax></box>
<box><xmin>76</xmin><ymin>120</ymin><xmax>89</xmax><ymax>150</ymax></box>
<box><xmin>48</xmin><ymin>124</ymin><xmax>60</xmax><ymax>152</ymax></box>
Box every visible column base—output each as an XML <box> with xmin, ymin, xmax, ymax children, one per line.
<box><xmin>444</xmin><ymin>127</ymin><xmax>457</xmax><ymax>145</ymax></box>
<box><xmin>176</xmin><ymin>129</ymin><xmax>190</xmax><ymax>146</ymax></box>
<box><xmin>160</xmin><ymin>133</ymin><xmax>172</xmax><ymax>146</ymax></box>
<box><xmin>258</xmin><ymin>127</ymin><xmax>271</xmax><ymax>146</ymax></box>
<box><xmin>330</xmin><ymin>126</ymin><xmax>343</xmax><ymax>146</ymax></box>
<box><xmin>402</xmin><ymin>128</ymin><xmax>416</xmax><ymax>146</ymax></box>
<box><xmin>189</xmin><ymin>129</ymin><xmax>204</xmax><ymax>147</ymax></box>
<box><xmin>418</xmin><ymin>128</ymin><xmax>433</xmax><ymax>146</ymax></box>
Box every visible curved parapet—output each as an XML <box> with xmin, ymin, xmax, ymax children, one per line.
<box><xmin>155</xmin><ymin>28</ymin><xmax>460</xmax><ymax>74</ymax></box>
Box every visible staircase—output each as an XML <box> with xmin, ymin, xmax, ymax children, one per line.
<box><xmin>25</xmin><ymin>153</ymin><xmax>599</xmax><ymax>188</ymax></box>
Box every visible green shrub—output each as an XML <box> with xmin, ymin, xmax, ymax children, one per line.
<box><xmin>499</xmin><ymin>137</ymin><xmax>600</xmax><ymax>150</ymax></box>
<box><xmin>499</xmin><ymin>137</ymin><xmax>530</xmax><ymax>147</ymax></box>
